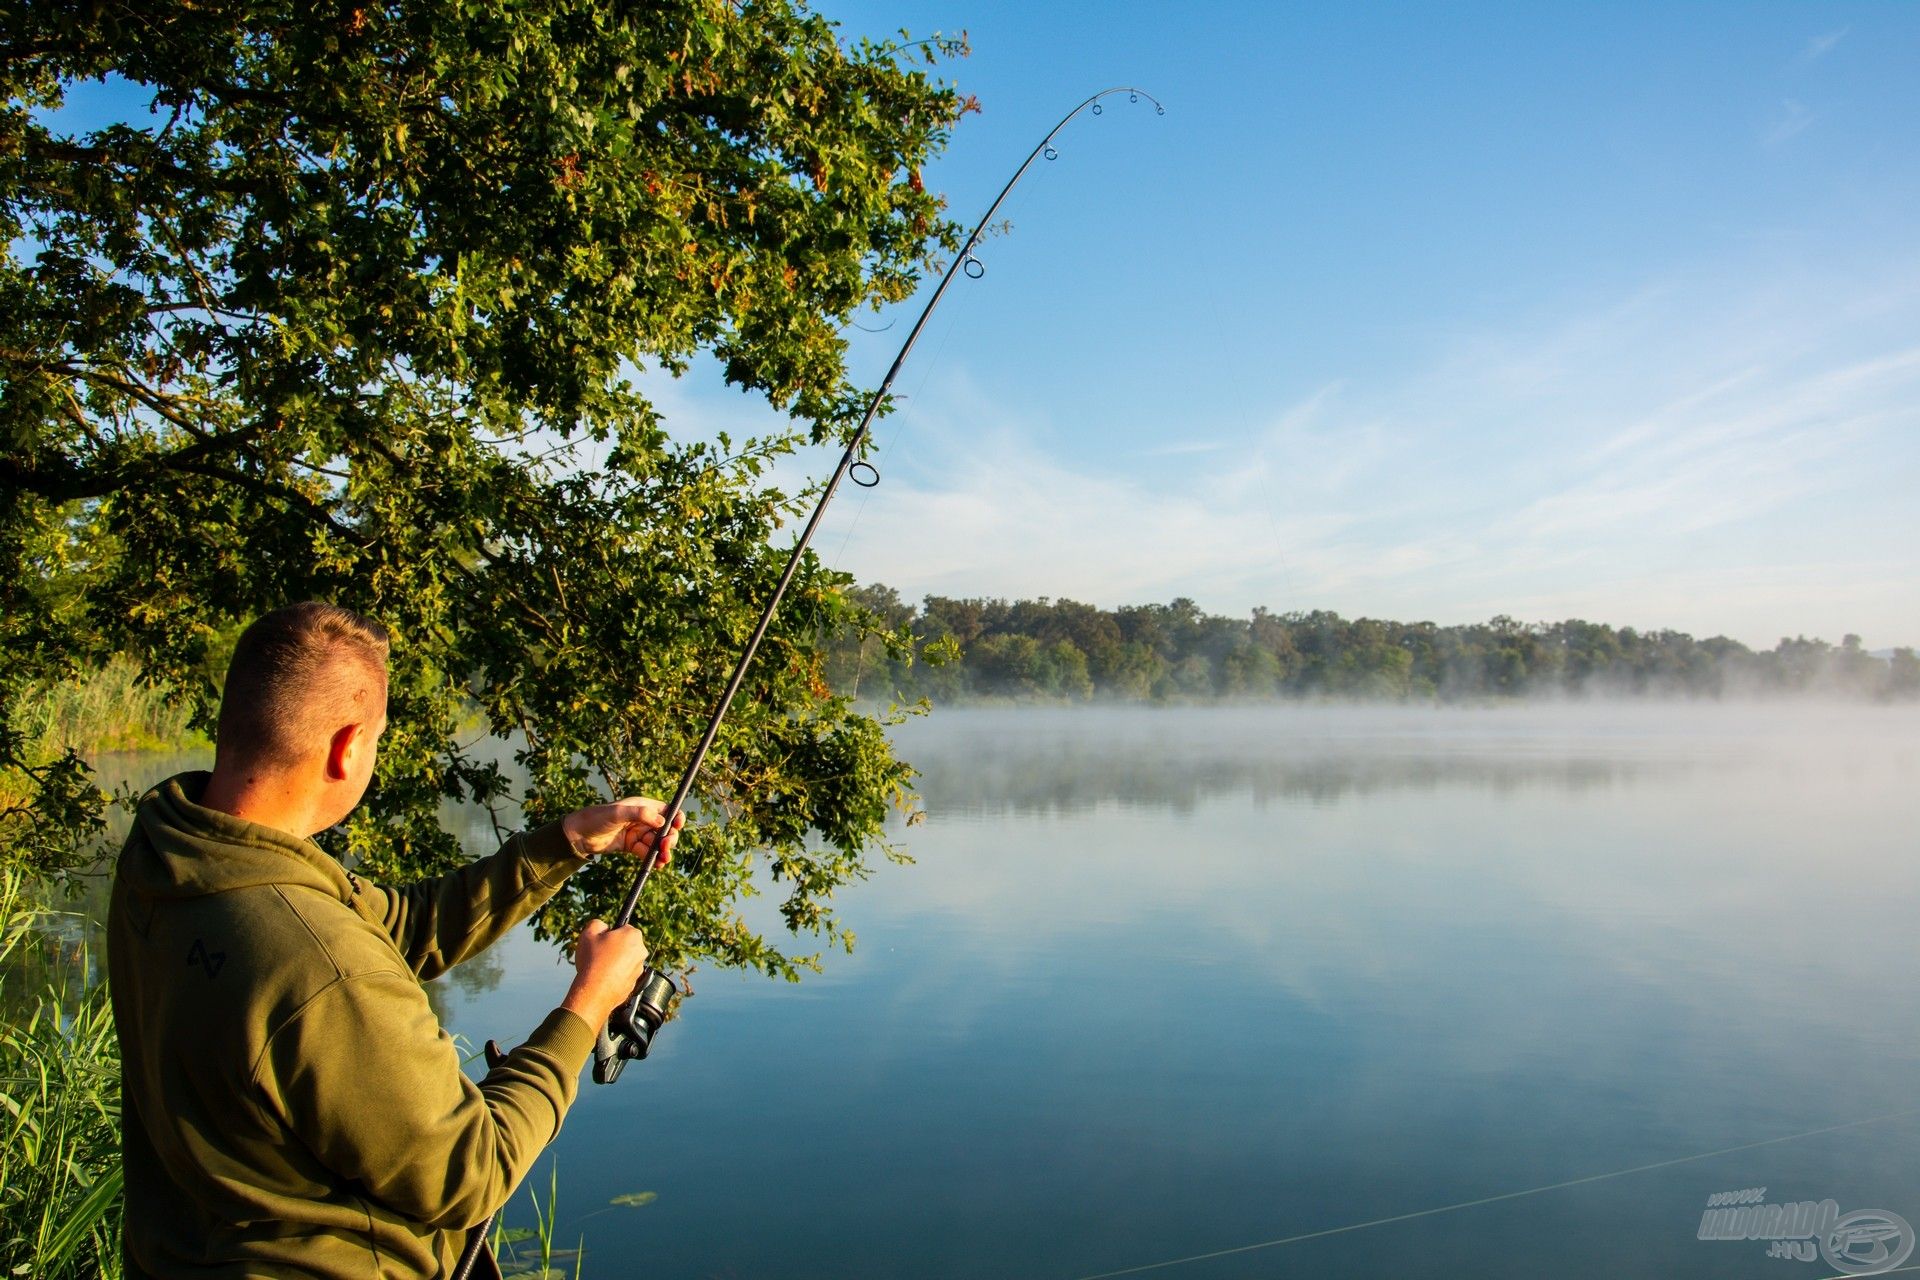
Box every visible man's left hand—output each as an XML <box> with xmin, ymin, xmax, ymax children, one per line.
<box><xmin>561</xmin><ymin>798</ymin><xmax>684</xmax><ymax>862</ymax></box>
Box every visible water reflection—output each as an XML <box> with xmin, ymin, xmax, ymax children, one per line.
<box><xmin>893</xmin><ymin>703</ymin><xmax>1897</xmax><ymax>818</ymax></box>
<box><xmin>420</xmin><ymin>704</ymin><xmax>1920</xmax><ymax>1280</ymax></box>
<box><xmin>35</xmin><ymin>708</ymin><xmax>1920</xmax><ymax>1278</ymax></box>
<box><xmin>905</xmin><ymin>724</ymin><xmax>1668</xmax><ymax>817</ymax></box>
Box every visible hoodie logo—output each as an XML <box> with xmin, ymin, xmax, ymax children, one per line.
<box><xmin>187</xmin><ymin>938</ymin><xmax>226</xmax><ymax>979</ymax></box>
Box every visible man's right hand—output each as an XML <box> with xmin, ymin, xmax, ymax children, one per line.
<box><xmin>560</xmin><ymin>919</ymin><xmax>650</xmax><ymax>1027</ymax></box>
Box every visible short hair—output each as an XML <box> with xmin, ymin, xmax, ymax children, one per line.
<box><xmin>215</xmin><ymin>603</ymin><xmax>391</xmax><ymax>769</ymax></box>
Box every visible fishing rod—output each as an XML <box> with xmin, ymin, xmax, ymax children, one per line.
<box><xmin>591</xmin><ymin>82</ymin><xmax>1164</xmax><ymax>1085</ymax></box>
<box><xmin>453</xmin><ymin>81</ymin><xmax>1161</xmax><ymax>1279</ymax></box>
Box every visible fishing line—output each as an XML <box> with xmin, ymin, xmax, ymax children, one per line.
<box><xmin>824</xmin><ymin>285</ymin><xmax>967</xmax><ymax>571</ymax></box>
<box><xmin>451</xmin><ymin>84</ymin><xmax>1165</xmax><ymax>1280</ymax></box>
<box><xmin>596</xmin><ymin>82</ymin><xmax>1164</xmax><ymax>1077</ymax></box>
<box><xmin>1070</xmin><ymin>1107</ymin><xmax>1920</xmax><ymax>1279</ymax></box>
<box><xmin>826</xmin><ymin>154</ymin><xmax>1051</xmax><ymax>568</ymax></box>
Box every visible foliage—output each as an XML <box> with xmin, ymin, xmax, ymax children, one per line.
<box><xmin>828</xmin><ymin>588</ymin><xmax>1920</xmax><ymax>704</ymax></box>
<box><xmin>2</xmin><ymin>2</ymin><xmax>971</xmax><ymax>975</ymax></box>
<box><xmin>492</xmin><ymin>1163</ymin><xmax>580</xmax><ymax>1280</ymax></box>
<box><xmin>0</xmin><ymin>872</ymin><xmax>123</xmax><ymax>1280</ymax></box>
<box><xmin>7</xmin><ymin>656</ymin><xmax>204</xmax><ymax>762</ymax></box>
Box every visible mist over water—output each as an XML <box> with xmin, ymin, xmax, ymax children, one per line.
<box><xmin>424</xmin><ymin>704</ymin><xmax>1920</xmax><ymax>1276</ymax></box>
<box><xmin>896</xmin><ymin>701</ymin><xmax>1899</xmax><ymax>816</ymax></box>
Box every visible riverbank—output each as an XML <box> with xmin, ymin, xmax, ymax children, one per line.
<box><xmin>0</xmin><ymin>871</ymin><xmax>122</xmax><ymax>1278</ymax></box>
<box><xmin>8</xmin><ymin>658</ymin><xmax>205</xmax><ymax>765</ymax></box>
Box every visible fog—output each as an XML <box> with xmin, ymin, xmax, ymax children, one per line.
<box><xmin>418</xmin><ymin>698</ymin><xmax>1920</xmax><ymax>1279</ymax></box>
<box><xmin>889</xmin><ymin>700</ymin><xmax>1920</xmax><ymax>819</ymax></box>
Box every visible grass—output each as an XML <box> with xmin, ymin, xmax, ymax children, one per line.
<box><xmin>493</xmin><ymin>1164</ymin><xmax>586</xmax><ymax>1279</ymax></box>
<box><xmin>1</xmin><ymin>657</ymin><xmax>206</xmax><ymax>850</ymax></box>
<box><xmin>0</xmin><ymin>868</ymin><xmax>595</xmax><ymax>1280</ymax></box>
<box><xmin>488</xmin><ymin>1169</ymin><xmax>661</xmax><ymax>1279</ymax></box>
<box><xmin>0</xmin><ymin>660</ymin><xmax>585</xmax><ymax>1279</ymax></box>
<box><xmin>9</xmin><ymin>657</ymin><xmax>205</xmax><ymax>761</ymax></box>
<box><xmin>0</xmin><ymin>870</ymin><xmax>123</xmax><ymax>1280</ymax></box>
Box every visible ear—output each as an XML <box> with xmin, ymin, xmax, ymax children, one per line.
<box><xmin>325</xmin><ymin>722</ymin><xmax>363</xmax><ymax>782</ymax></box>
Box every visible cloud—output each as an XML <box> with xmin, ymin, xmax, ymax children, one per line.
<box><xmin>800</xmin><ymin>251</ymin><xmax>1920</xmax><ymax>648</ymax></box>
<box><xmin>1134</xmin><ymin>438</ymin><xmax>1230</xmax><ymax>458</ymax></box>
<box><xmin>1763</xmin><ymin>98</ymin><xmax>1813</xmax><ymax>146</ymax></box>
<box><xmin>807</xmin><ymin>374</ymin><xmax>1405</xmax><ymax>609</ymax></box>
<box><xmin>1802</xmin><ymin>26</ymin><xmax>1849</xmax><ymax>60</ymax></box>
<box><xmin>812</xmin><ymin>410</ymin><xmax>1342</xmax><ymax>604</ymax></box>
<box><xmin>1508</xmin><ymin>346</ymin><xmax>1920</xmax><ymax>541</ymax></box>
<box><xmin>608</xmin><ymin>240</ymin><xmax>1920</xmax><ymax>650</ymax></box>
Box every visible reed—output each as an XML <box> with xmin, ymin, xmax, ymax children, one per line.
<box><xmin>9</xmin><ymin>657</ymin><xmax>204</xmax><ymax>761</ymax></box>
<box><xmin>0</xmin><ymin>871</ymin><xmax>123</xmax><ymax>1279</ymax></box>
<box><xmin>491</xmin><ymin>1163</ymin><xmax>587</xmax><ymax>1279</ymax></box>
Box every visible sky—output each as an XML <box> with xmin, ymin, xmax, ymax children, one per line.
<box><xmin>37</xmin><ymin>2</ymin><xmax>1920</xmax><ymax>648</ymax></box>
<box><xmin>660</xmin><ymin>0</ymin><xmax>1920</xmax><ymax>649</ymax></box>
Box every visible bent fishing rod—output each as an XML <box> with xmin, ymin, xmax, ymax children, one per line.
<box><xmin>588</xmin><ymin>82</ymin><xmax>1164</xmax><ymax>1086</ymax></box>
<box><xmin>455</xmin><ymin>80</ymin><xmax>1160</xmax><ymax>1280</ymax></box>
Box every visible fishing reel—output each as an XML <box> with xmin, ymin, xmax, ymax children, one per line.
<box><xmin>592</xmin><ymin>968</ymin><xmax>679</xmax><ymax>1084</ymax></box>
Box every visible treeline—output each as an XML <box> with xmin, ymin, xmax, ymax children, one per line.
<box><xmin>825</xmin><ymin>586</ymin><xmax>1920</xmax><ymax>703</ymax></box>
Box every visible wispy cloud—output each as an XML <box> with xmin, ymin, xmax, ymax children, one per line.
<box><xmin>1134</xmin><ymin>438</ymin><xmax>1230</xmax><ymax>458</ymax></box>
<box><xmin>810</xmin><ymin>387</ymin><xmax>1370</xmax><ymax>607</ymax></box>
<box><xmin>795</xmin><ymin>253</ymin><xmax>1920</xmax><ymax>647</ymax></box>
<box><xmin>1763</xmin><ymin>98</ymin><xmax>1814</xmax><ymax>146</ymax></box>
<box><xmin>1802</xmin><ymin>26</ymin><xmax>1850</xmax><ymax>60</ymax></box>
<box><xmin>1510</xmin><ymin>346</ymin><xmax>1920</xmax><ymax>541</ymax></box>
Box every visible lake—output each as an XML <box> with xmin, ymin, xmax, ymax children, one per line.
<box><xmin>417</xmin><ymin>704</ymin><xmax>1920</xmax><ymax>1280</ymax></box>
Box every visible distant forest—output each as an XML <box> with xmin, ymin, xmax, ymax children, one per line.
<box><xmin>824</xmin><ymin>585</ymin><xmax>1920</xmax><ymax>703</ymax></box>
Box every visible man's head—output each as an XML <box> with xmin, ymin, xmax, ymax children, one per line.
<box><xmin>213</xmin><ymin>602</ymin><xmax>390</xmax><ymax>834</ymax></box>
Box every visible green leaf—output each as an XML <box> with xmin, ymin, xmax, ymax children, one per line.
<box><xmin>0</xmin><ymin>0</ymin><xmax>963</xmax><ymax>978</ymax></box>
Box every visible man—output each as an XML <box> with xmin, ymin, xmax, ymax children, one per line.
<box><xmin>108</xmin><ymin>601</ymin><xmax>681</xmax><ymax>1278</ymax></box>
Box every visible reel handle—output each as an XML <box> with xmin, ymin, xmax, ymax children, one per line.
<box><xmin>591</xmin><ymin>967</ymin><xmax>678</xmax><ymax>1085</ymax></box>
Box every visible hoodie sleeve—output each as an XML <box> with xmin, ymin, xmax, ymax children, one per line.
<box><xmin>359</xmin><ymin>822</ymin><xmax>587</xmax><ymax>981</ymax></box>
<box><xmin>257</xmin><ymin>968</ymin><xmax>597</xmax><ymax>1230</ymax></box>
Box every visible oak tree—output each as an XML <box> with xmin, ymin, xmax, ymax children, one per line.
<box><xmin>1</xmin><ymin>0</ymin><xmax>967</xmax><ymax>977</ymax></box>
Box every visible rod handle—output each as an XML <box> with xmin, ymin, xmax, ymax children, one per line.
<box><xmin>591</xmin><ymin>968</ymin><xmax>678</xmax><ymax>1085</ymax></box>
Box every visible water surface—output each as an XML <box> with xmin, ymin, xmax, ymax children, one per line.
<box><xmin>429</xmin><ymin>703</ymin><xmax>1920</xmax><ymax>1278</ymax></box>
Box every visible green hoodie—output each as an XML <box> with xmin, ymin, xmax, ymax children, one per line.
<box><xmin>108</xmin><ymin>772</ymin><xmax>597</xmax><ymax>1279</ymax></box>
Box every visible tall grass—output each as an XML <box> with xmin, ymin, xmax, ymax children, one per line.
<box><xmin>492</xmin><ymin>1164</ymin><xmax>586</xmax><ymax>1279</ymax></box>
<box><xmin>9</xmin><ymin>657</ymin><xmax>204</xmax><ymax>761</ymax></box>
<box><xmin>0</xmin><ymin>870</ymin><xmax>124</xmax><ymax>1279</ymax></box>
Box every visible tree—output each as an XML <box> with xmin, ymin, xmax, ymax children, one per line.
<box><xmin>1216</xmin><ymin>640</ymin><xmax>1280</xmax><ymax>697</ymax></box>
<box><xmin>1038</xmin><ymin>638</ymin><xmax>1093</xmax><ymax>701</ymax></box>
<box><xmin>1</xmin><ymin>1</ymin><xmax>971</xmax><ymax>978</ymax></box>
<box><xmin>1087</xmin><ymin>638</ymin><xmax>1162</xmax><ymax>700</ymax></box>
<box><xmin>806</xmin><ymin>583</ymin><xmax>1899</xmax><ymax>707</ymax></box>
<box><xmin>819</xmin><ymin>581</ymin><xmax>915</xmax><ymax>700</ymax></box>
<box><xmin>1887</xmin><ymin>648</ymin><xmax>1920</xmax><ymax>700</ymax></box>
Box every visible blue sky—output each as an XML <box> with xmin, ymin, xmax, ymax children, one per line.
<box><xmin>681</xmin><ymin>0</ymin><xmax>1918</xmax><ymax>649</ymax></box>
<box><xmin>37</xmin><ymin>3</ymin><xmax>1920</xmax><ymax>647</ymax></box>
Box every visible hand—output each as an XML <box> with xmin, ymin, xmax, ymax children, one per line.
<box><xmin>561</xmin><ymin>796</ymin><xmax>684</xmax><ymax>863</ymax></box>
<box><xmin>561</xmin><ymin>919</ymin><xmax>651</xmax><ymax>1026</ymax></box>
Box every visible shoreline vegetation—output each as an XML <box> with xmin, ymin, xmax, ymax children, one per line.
<box><xmin>0</xmin><ymin>871</ymin><xmax>122</xmax><ymax>1279</ymax></box>
<box><xmin>825</xmin><ymin>586</ymin><xmax>1920</xmax><ymax>706</ymax></box>
<box><xmin>4</xmin><ymin>593</ymin><xmax>1916</xmax><ymax>796</ymax></box>
<box><xmin>8</xmin><ymin>657</ymin><xmax>207</xmax><ymax>767</ymax></box>
<box><xmin>0</xmin><ymin>600</ymin><xmax>1911</xmax><ymax>1280</ymax></box>
<box><xmin>0</xmin><ymin>659</ymin><xmax>208</xmax><ymax>823</ymax></box>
